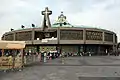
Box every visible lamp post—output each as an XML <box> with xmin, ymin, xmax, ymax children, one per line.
<box><xmin>11</xmin><ymin>28</ymin><xmax>14</xmax><ymax>31</ymax></box>
<box><xmin>32</xmin><ymin>24</ymin><xmax>35</xmax><ymax>28</ymax></box>
<box><xmin>32</xmin><ymin>24</ymin><xmax>35</xmax><ymax>44</ymax></box>
<box><xmin>21</xmin><ymin>25</ymin><xmax>25</xmax><ymax>29</ymax></box>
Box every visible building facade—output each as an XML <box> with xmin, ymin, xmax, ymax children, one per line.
<box><xmin>1</xmin><ymin>7</ymin><xmax>118</xmax><ymax>56</ymax></box>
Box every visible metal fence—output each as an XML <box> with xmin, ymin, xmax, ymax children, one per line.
<box><xmin>0</xmin><ymin>56</ymin><xmax>23</xmax><ymax>72</ymax></box>
<box><xmin>24</xmin><ymin>55</ymin><xmax>40</xmax><ymax>65</ymax></box>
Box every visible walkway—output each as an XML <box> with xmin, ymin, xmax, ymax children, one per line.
<box><xmin>1</xmin><ymin>56</ymin><xmax>120</xmax><ymax>80</ymax></box>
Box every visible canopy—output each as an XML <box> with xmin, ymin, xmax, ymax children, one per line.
<box><xmin>0</xmin><ymin>40</ymin><xmax>25</xmax><ymax>49</ymax></box>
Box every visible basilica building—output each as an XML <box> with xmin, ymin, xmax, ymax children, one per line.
<box><xmin>1</xmin><ymin>7</ymin><xmax>117</xmax><ymax>56</ymax></box>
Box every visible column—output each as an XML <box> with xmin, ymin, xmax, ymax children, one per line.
<box><xmin>83</xmin><ymin>29</ymin><xmax>86</xmax><ymax>43</ymax></box>
<box><xmin>13</xmin><ymin>32</ymin><xmax>16</xmax><ymax>41</ymax></box>
<box><xmin>113</xmin><ymin>34</ymin><xmax>115</xmax><ymax>52</ymax></box>
<box><xmin>32</xmin><ymin>28</ymin><xmax>35</xmax><ymax>44</ymax></box>
<box><xmin>83</xmin><ymin>29</ymin><xmax>86</xmax><ymax>53</ymax></box>
<box><xmin>103</xmin><ymin>32</ymin><xmax>105</xmax><ymax>42</ymax></box>
<box><xmin>57</xmin><ymin>27</ymin><xmax>60</xmax><ymax>44</ymax></box>
<box><xmin>2</xmin><ymin>49</ymin><xmax>4</xmax><ymax>57</ymax></box>
<box><xmin>98</xmin><ymin>45</ymin><xmax>100</xmax><ymax>55</ymax></box>
<box><xmin>3</xmin><ymin>35</ymin><xmax>5</xmax><ymax>40</ymax></box>
<box><xmin>57</xmin><ymin>27</ymin><xmax>61</xmax><ymax>54</ymax></box>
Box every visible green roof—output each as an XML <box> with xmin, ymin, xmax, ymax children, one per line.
<box><xmin>52</xmin><ymin>23</ymin><xmax>73</xmax><ymax>27</ymax></box>
<box><xmin>72</xmin><ymin>25</ymin><xmax>101</xmax><ymax>29</ymax></box>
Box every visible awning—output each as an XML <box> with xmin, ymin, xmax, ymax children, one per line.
<box><xmin>0</xmin><ymin>40</ymin><xmax>25</xmax><ymax>49</ymax></box>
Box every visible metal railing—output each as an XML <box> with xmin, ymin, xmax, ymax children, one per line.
<box><xmin>0</xmin><ymin>56</ymin><xmax>23</xmax><ymax>72</ymax></box>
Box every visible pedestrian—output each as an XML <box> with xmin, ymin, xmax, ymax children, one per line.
<box><xmin>80</xmin><ymin>52</ymin><xmax>83</xmax><ymax>56</ymax></box>
<box><xmin>44</xmin><ymin>52</ymin><xmax>47</xmax><ymax>62</ymax></box>
<box><xmin>38</xmin><ymin>53</ymin><xmax>41</xmax><ymax>62</ymax></box>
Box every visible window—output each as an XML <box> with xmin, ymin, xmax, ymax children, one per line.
<box><xmin>86</xmin><ymin>31</ymin><xmax>102</xmax><ymax>40</ymax></box>
<box><xmin>104</xmin><ymin>33</ymin><xmax>113</xmax><ymax>42</ymax></box>
<box><xmin>60</xmin><ymin>30</ymin><xmax>83</xmax><ymax>40</ymax></box>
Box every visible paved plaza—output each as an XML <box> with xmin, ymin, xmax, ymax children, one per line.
<box><xmin>1</xmin><ymin>56</ymin><xmax>120</xmax><ymax>80</ymax></box>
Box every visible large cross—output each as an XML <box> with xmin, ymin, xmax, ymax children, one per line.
<box><xmin>41</xmin><ymin>7</ymin><xmax>52</xmax><ymax>38</ymax></box>
<box><xmin>42</xmin><ymin>7</ymin><xmax>52</xmax><ymax>19</ymax></box>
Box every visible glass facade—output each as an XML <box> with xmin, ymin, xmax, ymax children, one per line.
<box><xmin>25</xmin><ymin>46</ymin><xmax>37</xmax><ymax>53</ymax></box>
<box><xmin>15</xmin><ymin>31</ymin><xmax>32</xmax><ymax>41</ymax></box>
<box><xmin>60</xmin><ymin>30</ymin><xmax>83</xmax><ymax>40</ymax></box>
<box><xmin>39</xmin><ymin>46</ymin><xmax>56</xmax><ymax>52</ymax></box>
<box><xmin>86</xmin><ymin>31</ymin><xmax>102</xmax><ymax>40</ymax></box>
<box><xmin>61</xmin><ymin>46</ymin><xmax>78</xmax><ymax>54</ymax></box>
<box><xmin>4</xmin><ymin>33</ymin><xmax>14</xmax><ymax>41</ymax></box>
<box><xmin>104</xmin><ymin>32</ymin><xmax>113</xmax><ymax>42</ymax></box>
<box><xmin>115</xmin><ymin>34</ymin><xmax>117</xmax><ymax>43</ymax></box>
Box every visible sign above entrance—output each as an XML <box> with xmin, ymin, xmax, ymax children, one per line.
<box><xmin>41</xmin><ymin>37</ymin><xmax>57</xmax><ymax>43</ymax></box>
<box><xmin>40</xmin><ymin>46</ymin><xmax>56</xmax><ymax>52</ymax></box>
<box><xmin>41</xmin><ymin>39</ymin><xmax>48</xmax><ymax>43</ymax></box>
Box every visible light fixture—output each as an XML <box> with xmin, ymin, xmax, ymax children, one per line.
<box><xmin>11</xmin><ymin>28</ymin><xmax>14</xmax><ymax>31</ymax></box>
<box><xmin>32</xmin><ymin>24</ymin><xmax>35</xmax><ymax>27</ymax></box>
<box><xmin>21</xmin><ymin>25</ymin><xmax>25</xmax><ymax>29</ymax></box>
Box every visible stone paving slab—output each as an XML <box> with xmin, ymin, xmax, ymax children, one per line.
<box><xmin>1</xmin><ymin>66</ymin><xmax>120</xmax><ymax>80</ymax></box>
<box><xmin>1</xmin><ymin>56</ymin><xmax>120</xmax><ymax>80</ymax></box>
<box><xmin>44</xmin><ymin>56</ymin><xmax>120</xmax><ymax>66</ymax></box>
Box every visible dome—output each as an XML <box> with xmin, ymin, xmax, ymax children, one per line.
<box><xmin>52</xmin><ymin>12</ymin><xmax>74</xmax><ymax>27</ymax></box>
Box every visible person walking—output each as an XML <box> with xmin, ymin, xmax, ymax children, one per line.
<box><xmin>44</xmin><ymin>52</ymin><xmax>47</xmax><ymax>62</ymax></box>
<box><xmin>38</xmin><ymin>52</ymin><xmax>41</xmax><ymax>62</ymax></box>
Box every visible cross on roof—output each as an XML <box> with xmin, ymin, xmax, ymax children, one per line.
<box><xmin>42</xmin><ymin>7</ymin><xmax>52</xmax><ymax>16</ymax></box>
<box><xmin>41</xmin><ymin>7</ymin><xmax>52</xmax><ymax>31</ymax></box>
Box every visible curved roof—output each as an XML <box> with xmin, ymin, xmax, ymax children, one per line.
<box><xmin>52</xmin><ymin>23</ymin><xmax>73</xmax><ymax>27</ymax></box>
<box><xmin>72</xmin><ymin>25</ymin><xmax>99</xmax><ymax>29</ymax></box>
<box><xmin>6</xmin><ymin>11</ymin><xmax>115</xmax><ymax>34</ymax></box>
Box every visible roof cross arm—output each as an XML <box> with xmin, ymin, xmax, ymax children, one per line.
<box><xmin>42</xmin><ymin>7</ymin><xmax>52</xmax><ymax>15</ymax></box>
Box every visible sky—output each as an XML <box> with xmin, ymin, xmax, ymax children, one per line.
<box><xmin>0</xmin><ymin>0</ymin><xmax>120</xmax><ymax>41</ymax></box>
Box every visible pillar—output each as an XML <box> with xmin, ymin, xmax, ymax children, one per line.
<box><xmin>1</xmin><ymin>49</ymin><xmax>4</xmax><ymax>57</ymax></box>
<box><xmin>57</xmin><ymin>27</ymin><xmax>60</xmax><ymax>44</ymax></box>
<box><xmin>83</xmin><ymin>29</ymin><xmax>86</xmax><ymax>53</ymax></box>
<box><xmin>98</xmin><ymin>45</ymin><xmax>100</xmax><ymax>55</ymax></box>
<box><xmin>103</xmin><ymin>32</ymin><xmax>105</xmax><ymax>42</ymax></box>
<box><xmin>32</xmin><ymin>28</ymin><xmax>35</xmax><ymax>44</ymax></box>
<box><xmin>83</xmin><ymin>29</ymin><xmax>86</xmax><ymax>43</ymax></box>
<box><xmin>13</xmin><ymin>32</ymin><xmax>16</xmax><ymax>41</ymax></box>
<box><xmin>113</xmin><ymin>34</ymin><xmax>115</xmax><ymax>52</ymax></box>
<box><xmin>57</xmin><ymin>27</ymin><xmax>61</xmax><ymax>55</ymax></box>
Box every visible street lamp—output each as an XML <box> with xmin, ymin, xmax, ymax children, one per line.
<box><xmin>21</xmin><ymin>25</ymin><xmax>25</xmax><ymax>29</ymax></box>
<box><xmin>63</xmin><ymin>22</ymin><xmax>67</xmax><ymax>25</ymax></box>
<box><xmin>11</xmin><ymin>28</ymin><xmax>14</xmax><ymax>31</ymax></box>
<box><xmin>32</xmin><ymin>24</ymin><xmax>35</xmax><ymax>28</ymax></box>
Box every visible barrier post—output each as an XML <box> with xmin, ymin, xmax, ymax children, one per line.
<box><xmin>1</xmin><ymin>49</ymin><xmax>4</xmax><ymax>57</ymax></box>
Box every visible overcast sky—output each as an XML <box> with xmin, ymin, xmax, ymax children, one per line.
<box><xmin>0</xmin><ymin>0</ymin><xmax>120</xmax><ymax>41</ymax></box>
